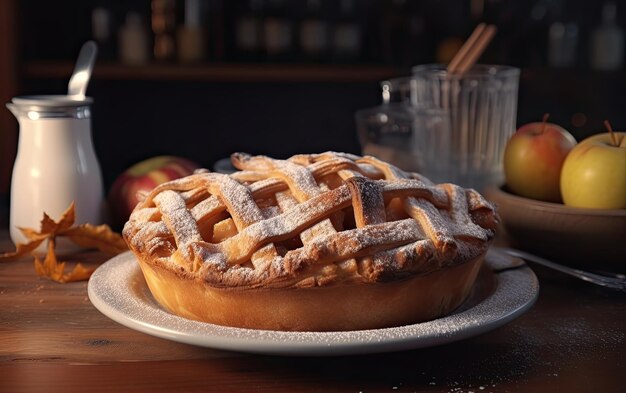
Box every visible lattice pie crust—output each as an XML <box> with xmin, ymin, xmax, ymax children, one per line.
<box><xmin>123</xmin><ymin>152</ymin><xmax>498</xmax><ymax>331</ymax></box>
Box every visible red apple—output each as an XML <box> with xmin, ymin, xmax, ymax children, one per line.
<box><xmin>503</xmin><ymin>116</ymin><xmax>577</xmax><ymax>202</ymax></box>
<box><xmin>108</xmin><ymin>156</ymin><xmax>200</xmax><ymax>227</ymax></box>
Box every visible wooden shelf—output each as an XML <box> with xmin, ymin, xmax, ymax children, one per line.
<box><xmin>23</xmin><ymin>61</ymin><xmax>399</xmax><ymax>83</ymax></box>
<box><xmin>26</xmin><ymin>61</ymin><xmax>625</xmax><ymax>84</ymax></box>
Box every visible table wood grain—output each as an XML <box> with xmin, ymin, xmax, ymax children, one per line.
<box><xmin>1</xmin><ymin>230</ymin><xmax>625</xmax><ymax>393</ymax></box>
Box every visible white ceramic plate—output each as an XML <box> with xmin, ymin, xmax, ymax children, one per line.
<box><xmin>88</xmin><ymin>249</ymin><xmax>538</xmax><ymax>356</ymax></box>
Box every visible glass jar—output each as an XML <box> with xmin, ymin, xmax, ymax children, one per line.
<box><xmin>355</xmin><ymin>79</ymin><xmax>419</xmax><ymax>172</ymax></box>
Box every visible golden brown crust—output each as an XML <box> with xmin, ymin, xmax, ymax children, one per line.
<box><xmin>123</xmin><ymin>152</ymin><xmax>498</xmax><ymax>331</ymax></box>
<box><xmin>136</xmin><ymin>252</ymin><xmax>485</xmax><ymax>331</ymax></box>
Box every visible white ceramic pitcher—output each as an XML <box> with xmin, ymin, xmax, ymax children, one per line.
<box><xmin>6</xmin><ymin>95</ymin><xmax>105</xmax><ymax>253</ymax></box>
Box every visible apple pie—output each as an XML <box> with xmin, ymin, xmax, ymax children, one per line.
<box><xmin>123</xmin><ymin>152</ymin><xmax>498</xmax><ymax>331</ymax></box>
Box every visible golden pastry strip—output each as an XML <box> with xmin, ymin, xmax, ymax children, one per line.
<box><xmin>124</xmin><ymin>152</ymin><xmax>497</xmax><ymax>288</ymax></box>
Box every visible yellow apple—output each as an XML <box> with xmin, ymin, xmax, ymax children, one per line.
<box><xmin>503</xmin><ymin>120</ymin><xmax>577</xmax><ymax>202</ymax></box>
<box><xmin>560</xmin><ymin>132</ymin><xmax>626</xmax><ymax>209</ymax></box>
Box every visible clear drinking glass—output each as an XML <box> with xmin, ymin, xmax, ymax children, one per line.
<box><xmin>411</xmin><ymin>64</ymin><xmax>520</xmax><ymax>191</ymax></box>
<box><xmin>412</xmin><ymin>107</ymin><xmax>453</xmax><ymax>180</ymax></box>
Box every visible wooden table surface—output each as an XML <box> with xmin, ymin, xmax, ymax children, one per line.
<box><xmin>1</xmin><ymin>230</ymin><xmax>625</xmax><ymax>393</ymax></box>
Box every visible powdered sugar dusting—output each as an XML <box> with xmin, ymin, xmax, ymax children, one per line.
<box><xmin>276</xmin><ymin>189</ymin><xmax>338</xmax><ymax>246</ymax></box>
<box><xmin>215</xmin><ymin>185</ymin><xmax>353</xmax><ymax>267</ymax></box>
<box><xmin>124</xmin><ymin>151</ymin><xmax>498</xmax><ymax>288</ymax></box>
<box><xmin>274</xmin><ymin>160</ymin><xmax>322</xmax><ymax>200</ymax></box>
<box><xmin>190</xmin><ymin>195</ymin><xmax>224</xmax><ymax>224</ymax></box>
<box><xmin>216</xmin><ymin>174</ymin><xmax>265</xmax><ymax>229</ymax></box>
<box><xmin>285</xmin><ymin>219</ymin><xmax>422</xmax><ymax>266</ymax></box>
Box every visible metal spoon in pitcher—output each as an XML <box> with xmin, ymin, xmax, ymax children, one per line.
<box><xmin>67</xmin><ymin>41</ymin><xmax>98</xmax><ymax>99</ymax></box>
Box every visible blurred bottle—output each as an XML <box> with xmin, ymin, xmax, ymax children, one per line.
<box><xmin>547</xmin><ymin>11</ymin><xmax>579</xmax><ymax>68</ymax></box>
<box><xmin>332</xmin><ymin>0</ymin><xmax>362</xmax><ymax>62</ymax></box>
<box><xmin>263</xmin><ymin>0</ymin><xmax>293</xmax><ymax>61</ymax></box>
<box><xmin>177</xmin><ymin>0</ymin><xmax>206</xmax><ymax>63</ymax></box>
<box><xmin>234</xmin><ymin>0</ymin><xmax>264</xmax><ymax>60</ymax></box>
<box><xmin>118</xmin><ymin>12</ymin><xmax>150</xmax><ymax>65</ymax></box>
<box><xmin>152</xmin><ymin>0</ymin><xmax>177</xmax><ymax>61</ymax></box>
<box><xmin>299</xmin><ymin>0</ymin><xmax>329</xmax><ymax>62</ymax></box>
<box><xmin>91</xmin><ymin>7</ymin><xmax>115</xmax><ymax>60</ymax></box>
<box><xmin>590</xmin><ymin>2</ymin><xmax>624</xmax><ymax>70</ymax></box>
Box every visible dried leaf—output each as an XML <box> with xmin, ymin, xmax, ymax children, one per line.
<box><xmin>56</xmin><ymin>202</ymin><xmax>77</xmax><ymax>234</ymax></box>
<box><xmin>2</xmin><ymin>201</ymin><xmax>126</xmax><ymax>283</ymax></box>
<box><xmin>40</xmin><ymin>202</ymin><xmax>76</xmax><ymax>236</ymax></box>
<box><xmin>39</xmin><ymin>212</ymin><xmax>59</xmax><ymax>235</ymax></box>
<box><xmin>63</xmin><ymin>223</ymin><xmax>128</xmax><ymax>254</ymax></box>
<box><xmin>33</xmin><ymin>238</ymin><xmax>95</xmax><ymax>283</ymax></box>
<box><xmin>59</xmin><ymin>263</ymin><xmax>96</xmax><ymax>283</ymax></box>
<box><xmin>3</xmin><ymin>203</ymin><xmax>78</xmax><ymax>261</ymax></box>
<box><xmin>34</xmin><ymin>239</ymin><xmax>66</xmax><ymax>281</ymax></box>
<box><xmin>0</xmin><ymin>238</ymin><xmax>47</xmax><ymax>262</ymax></box>
<box><xmin>18</xmin><ymin>227</ymin><xmax>49</xmax><ymax>242</ymax></box>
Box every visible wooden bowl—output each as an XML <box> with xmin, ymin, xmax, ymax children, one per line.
<box><xmin>485</xmin><ymin>186</ymin><xmax>626</xmax><ymax>273</ymax></box>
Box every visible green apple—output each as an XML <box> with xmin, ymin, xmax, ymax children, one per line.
<box><xmin>560</xmin><ymin>132</ymin><xmax>626</xmax><ymax>209</ymax></box>
<box><xmin>503</xmin><ymin>119</ymin><xmax>577</xmax><ymax>202</ymax></box>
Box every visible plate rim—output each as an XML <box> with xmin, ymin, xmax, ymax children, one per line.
<box><xmin>87</xmin><ymin>250</ymin><xmax>539</xmax><ymax>356</ymax></box>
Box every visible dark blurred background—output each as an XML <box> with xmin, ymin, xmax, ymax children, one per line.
<box><xmin>1</xmin><ymin>0</ymin><xmax>625</xmax><ymax>223</ymax></box>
